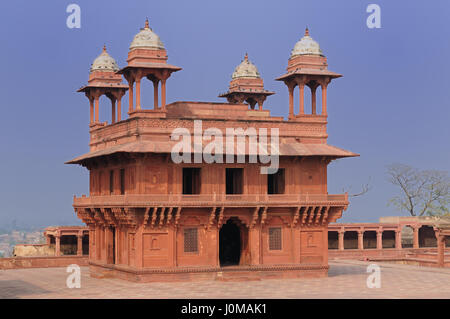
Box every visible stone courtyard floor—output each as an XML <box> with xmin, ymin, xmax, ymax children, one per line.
<box><xmin>1</xmin><ymin>260</ymin><xmax>449</xmax><ymax>299</ymax></box>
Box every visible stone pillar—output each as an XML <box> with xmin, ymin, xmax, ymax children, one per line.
<box><xmin>311</xmin><ymin>85</ymin><xmax>317</xmax><ymax>115</ymax></box>
<box><xmin>413</xmin><ymin>226</ymin><xmax>420</xmax><ymax>249</ymax></box>
<box><xmin>128</xmin><ymin>82</ymin><xmax>134</xmax><ymax>113</ymax></box>
<box><xmin>94</xmin><ymin>97</ymin><xmax>99</xmax><ymax>123</ymax></box>
<box><xmin>55</xmin><ymin>235</ymin><xmax>61</xmax><ymax>256</ymax></box>
<box><xmin>77</xmin><ymin>233</ymin><xmax>83</xmax><ymax>256</ymax></box>
<box><xmin>288</xmin><ymin>84</ymin><xmax>294</xmax><ymax>118</ymax></box>
<box><xmin>153</xmin><ymin>79</ymin><xmax>159</xmax><ymax>109</ymax></box>
<box><xmin>437</xmin><ymin>235</ymin><xmax>445</xmax><ymax>267</ymax></box>
<box><xmin>395</xmin><ymin>229</ymin><xmax>402</xmax><ymax>249</ymax></box>
<box><xmin>321</xmin><ymin>83</ymin><xmax>327</xmax><ymax>115</ymax></box>
<box><xmin>89</xmin><ymin>97</ymin><xmax>94</xmax><ymax>124</ymax></box>
<box><xmin>376</xmin><ymin>229</ymin><xmax>383</xmax><ymax>250</ymax></box>
<box><xmin>338</xmin><ymin>230</ymin><xmax>344</xmax><ymax>251</ymax></box>
<box><xmin>111</xmin><ymin>99</ymin><xmax>116</xmax><ymax>124</ymax></box>
<box><xmin>358</xmin><ymin>230</ymin><xmax>364</xmax><ymax>250</ymax></box>
<box><xmin>117</xmin><ymin>98</ymin><xmax>122</xmax><ymax>121</ymax></box>
<box><xmin>161</xmin><ymin>79</ymin><xmax>166</xmax><ymax>110</ymax></box>
<box><xmin>298</xmin><ymin>83</ymin><xmax>305</xmax><ymax>115</ymax></box>
<box><xmin>135</xmin><ymin>78</ymin><xmax>141</xmax><ymax>110</ymax></box>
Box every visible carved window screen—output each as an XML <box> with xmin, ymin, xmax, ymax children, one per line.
<box><xmin>269</xmin><ymin>227</ymin><xmax>282</xmax><ymax>250</ymax></box>
<box><xmin>184</xmin><ymin>228</ymin><xmax>198</xmax><ymax>253</ymax></box>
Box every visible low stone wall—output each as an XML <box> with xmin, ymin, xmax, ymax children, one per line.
<box><xmin>0</xmin><ymin>256</ymin><xmax>89</xmax><ymax>270</ymax></box>
<box><xmin>328</xmin><ymin>247</ymin><xmax>450</xmax><ymax>261</ymax></box>
<box><xmin>13</xmin><ymin>244</ymin><xmax>55</xmax><ymax>257</ymax></box>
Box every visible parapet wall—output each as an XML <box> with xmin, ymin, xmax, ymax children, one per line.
<box><xmin>0</xmin><ymin>256</ymin><xmax>88</xmax><ymax>270</ymax></box>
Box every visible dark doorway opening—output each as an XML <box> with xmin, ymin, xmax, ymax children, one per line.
<box><xmin>219</xmin><ymin>220</ymin><xmax>241</xmax><ymax>266</ymax></box>
<box><xmin>419</xmin><ymin>225</ymin><xmax>437</xmax><ymax>247</ymax></box>
<box><xmin>183</xmin><ymin>168</ymin><xmax>201</xmax><ymax>194</ymax></box>
<box><xmin>226</xmin><ymin>168</ymin><xmax>243</xmax><ymax>194</ymax></box>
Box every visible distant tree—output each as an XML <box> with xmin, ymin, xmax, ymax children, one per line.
<box><xmin>387</xmin><ymin>164</ymin><xmax>449</xmax><ymax>216</ymax></box>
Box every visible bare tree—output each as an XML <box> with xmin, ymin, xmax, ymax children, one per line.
<box><xmin>386</xmin><ymin>164</ymin><xmax>449</xmax><ymax>216</ymax></box>
<box><xmin>342</xmin><ymin>177</ymin><xmax>372</xmax><ymax>198</ymax></box>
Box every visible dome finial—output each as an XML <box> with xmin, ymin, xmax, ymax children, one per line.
<box><xmin>244</xmin><ymin>52</ymin><xmax>248</xmax><ymax>61</ymax></box>
<box><xmin>145</xmin><ymin>18</ymin><xmax>149</xmax><ymax>29</ymax></box>
<box><xmin>102</xmin><ymin>44</ymin><xmax>107</xmax><ymax>53</ymax></box>
<box><xmin>305</xmin><ymin>26</ymin><xmax>309</xmax><ymax>36</ymax></box>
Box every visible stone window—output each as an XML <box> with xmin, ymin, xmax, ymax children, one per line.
<box><xmin>226</xmin><ymin>168</ymin><xmax>243</xmax><ymax>194</ymax></box>
<box><xmin>184</xmin><ymin>228</ymin><xmax>198</xmax><ymax>253</ymax></box>
<box><xmin>267</xmin><ymin>168</ymin><xmax>285</xmax><ymax>194</ymax></box>
<box><xmin>269</xmin><ymin>227</ymin><xmax>282</xmax><ymax>250</ymax></box>
<box><xmin>183</xmin><ymin>168</ymin><xmax>201</xmax><ymax>194</ymax></box>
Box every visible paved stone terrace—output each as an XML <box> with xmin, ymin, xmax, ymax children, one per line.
<box><xmin>1</xmin><ymin>260</ymin><xmax>449</xmax><ymax>299</ymax></box>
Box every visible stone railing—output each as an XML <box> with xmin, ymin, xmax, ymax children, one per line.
<box><xmin>73</xmin><ymin>193</ymin><xmax>348</xmax><ymax>208</ymax></box>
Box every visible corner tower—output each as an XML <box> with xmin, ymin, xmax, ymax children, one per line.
<box><xmin>118</xmin><ymin>19</ymin><xmax>181</xmax><ymax>113</ymax></box>
<box><xmin>276</xmin><ymin>28</ymin><xmax>341</xmax><ymax>119</ymax></box>
<box><xmin>77</xmin><ymin>46</ymin><xmax>128</xmax><ymax>127</ymax></box>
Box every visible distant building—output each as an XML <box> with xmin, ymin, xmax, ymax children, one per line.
<box><xmin>12</xmin><ymin>226</ymin><xmax>89</xmax><ymax>257</ymax></box>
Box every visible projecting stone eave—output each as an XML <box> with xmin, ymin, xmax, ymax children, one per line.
<box><xmin>77</xmin><ymin>83</ymin><xmax>129</xmax><ymax>92</ymax></box>
<box><xmin>275</xmin><ymin>68</ymin><xmax>342</xmax><ymax>81</ymax></box>
<box><xmin>64</xmin><ymin>141</ymin><xmax>358</xmax><ymax>165</ymax></box>
<box><xmin>218</xmin><ymin>90</ymin><xmax>275</xmax><ymax>98</ymax></box>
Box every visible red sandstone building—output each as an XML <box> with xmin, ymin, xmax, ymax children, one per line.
<box><xmin>67</xmin><ymin>21</ymin><xmax>358</xmax><ymax>281</ymax></box>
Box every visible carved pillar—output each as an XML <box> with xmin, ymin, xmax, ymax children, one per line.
<box><xmin>161</xmin><ymin>79</ymin><xmax>167</xmax><ymax>110</ymax></box>
<box><xmin>413</xmin><ymin>226</ymin><xmax>420</xmax><ymax>249</ymax></box>
<box><xmin>152</xmin><ymin>79</ymin><xmax>159</xmax><ymax>109</ymax></box>
<box><xmin>117</xmin><ymin>97</ymin><xmax>122</xmax><ymax>121</ymax></box>
<box><xmin>288</xmin><ymin>83</ymin><xmax>294</xmax><ymax>119</ymax></box>
<box><xmin>94</xmin><ymin>97</ymin><xmax>99</xmax><ymax>123</ymax></box>
<box><xmin>55</xmin><ymin>235</ymin><xmax>61</xmax><ymax>256</ymax></box>
<box><xmin>77</xmin><ymin>233</ymin><xmax>83</xmax><ymax>256</ymax></box>
<box><xmin>89</xmin><ymin>96</ymin><xmax>94</xmax><ymax>124</ymax></box>
<box><xmin>320</xmin><ymin>78</ymin><xmax>330</xmax><ymax>115</ymax></box>
<box><xmin>128</xmin><ymin>79</ymin><xmax>134</xmax><ymax>113</ymax></box>
<box><xmin>298</xmin><ymin>83</ymin><xmax>305</xmax><ymax>115</ymax></box>
<box><xmin>111</xmin><ymin>98</ymin><xmax>116</xmax><ymax>124</ymax></box>
<box><xmin>358</xmin><ymin>230</ymin><xmax>364</xmax><ymax>250</ymax></box>
<box><xmin>338</xmin><ymin>230</ymin><xmax>344</xmax><ymax>251</ymax></box>
<box><xmin>395</xmin><ymin>229</ymin><xmax>402</xmax><ymax>249</ymax></box>
<box><xmin>376</xmin><ymin>229</ymin><xmax>383</xmax><ymax>250</ymax></box>
<box><xmin>135</xmin><ymin>77</ymin><xmax>142</xmax><ymax>110</ymax></box>
<box><xmin>311</xmin><ymin>84</ymin><xmax>318</xmax><ymax>115</ymax></box>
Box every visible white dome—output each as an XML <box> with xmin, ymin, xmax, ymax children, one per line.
<box><xmin>290</xmin><ymin>28</ymin><xmax>324</xmax><ymax>57</ymax></box>
<box><xmin>90</xmin><ymin>46</ymin><xmax>119</xmax><ymax>73</ymax></box>
<box><xmin>231</xmin><ymin>54</ymin><xmax>260</xmax><ymax>79</ymax></box>
<box><xmin>129</xmin><ymin>19</ymin><xmax>164</xmax><ymax>50</ymax></box>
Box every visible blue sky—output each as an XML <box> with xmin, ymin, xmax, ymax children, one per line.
<box><xmin>0</xmin><ymin>0</ymin><xmax>449</xmax><ymax>228</ymax></box>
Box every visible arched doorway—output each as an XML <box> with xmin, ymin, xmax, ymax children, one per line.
<box><xmin>219</xmin><ymin>219</ymin><xmax>241</xmax><ymax>266</ymax></box>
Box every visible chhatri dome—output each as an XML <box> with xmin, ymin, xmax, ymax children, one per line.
<box><xmin>129</xmin><ymin>18</ymin><xmax>164</xmax><ymax>50</ymax></box>
<box><xmin>231</xmin><ymin>53</ymin><xmax>261</xmax><ymax>79</ymax></box>
<box><xmin>290</xmin><ymin>28</ymin><xmax>324</xmax><ymax>58</ymax></box>
<box><xmin>90</xmin><ymin>45</ymin><xmax>119</xmax><ymax>73</ymax></box>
